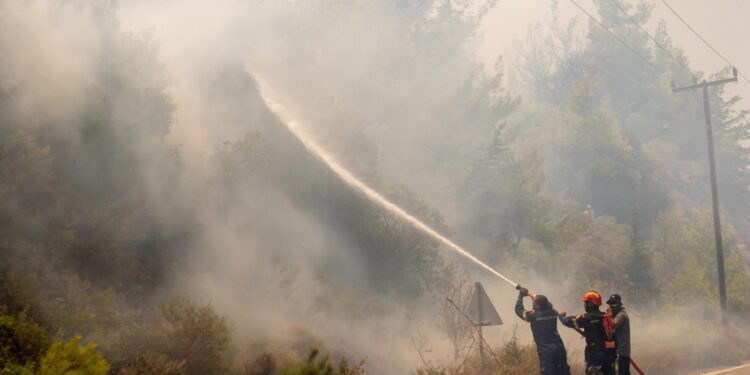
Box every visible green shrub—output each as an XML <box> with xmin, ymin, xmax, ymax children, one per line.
<box><xmin>0</xmin><ymin>314</ymin><xmax>50</xmax><ymax>370</ymax></box>
<box><xmin>37</xmin><ymin>336</ymin><xmax>109</xmax><ymax>375</ymax></box>
<box><xmin>0</xmin><ymin>364</ymin><xmax>34</xmax><ymax>375</ymax></box>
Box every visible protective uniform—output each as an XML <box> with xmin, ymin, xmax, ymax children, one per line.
<box><xmin>560</xmin><ymin>292</ymin><xmax>615</xmax><ymax>375</ymax></box>
<box><xmin>607</xmin><ymin>295</ymin><xmax>630</xmax><ymax>375</ymax></box>
<box><xmin>515</xmin><ymin>294</ymin><xmax>571</xmax><ymax>375</ymax></box>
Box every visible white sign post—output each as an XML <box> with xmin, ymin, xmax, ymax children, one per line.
<box><xmin>466</xmin><ymin>282</ymin><xmax>502</xmax><ymax>374</ymax></box>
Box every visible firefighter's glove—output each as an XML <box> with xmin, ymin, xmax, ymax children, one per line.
<box><xmin>518</xmin><ymin>287</ymin><xmax>529</xmax><ymax>298</ymax></box>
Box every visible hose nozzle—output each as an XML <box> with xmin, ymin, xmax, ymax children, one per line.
<box><xmin>516</xmin><ymin>284</ymin><xmax>534</xmax><ymax>298</ymax></box>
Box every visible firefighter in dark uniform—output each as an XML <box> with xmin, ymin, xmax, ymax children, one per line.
<box><xmin>560</xmin><ymin>291</ymin><xmax>615</xmax><ymax>375</ymax></box>
<box><xmin>515</xmin><ymin>286</ymin><xmax>571</xmax><ymax>375</ymax></box>
<box><xmin>607</xmin><ymin>294</ymin><xmax>630</xmax><ymax>375</ymax></box>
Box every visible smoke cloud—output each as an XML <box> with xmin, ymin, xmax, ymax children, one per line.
<box><xmin>1</xmin><ymin>0</ymin><xmax>749</xmax><ymax>373</ymax></box>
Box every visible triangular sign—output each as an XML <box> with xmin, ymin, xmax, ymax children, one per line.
<box><xmin>466</xmin><ymin>282</ymin><xmax>502</xmax><ymax>326</ymax></box>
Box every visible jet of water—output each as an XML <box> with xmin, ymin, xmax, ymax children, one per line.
<box><xmin>252</xmin><ymin>74</ymin><xmax>519</xmax><ymax>288</ymax></box>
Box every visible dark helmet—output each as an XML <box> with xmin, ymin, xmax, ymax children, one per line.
<box><xmin>606</xmin><ymin>294</ymin><xmax>622</xmax><ymax>306</ymax></box>
<box><xmin>533</xmin><ymin>295</ymin><xmax>551</xmax><ymax>310</ymax></box>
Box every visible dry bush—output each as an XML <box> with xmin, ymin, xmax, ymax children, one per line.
<box><xmin>156</xmin><ymin>300</ymin><xmax>233</xmax><ymax>375</ymax></box>
<box><xmin>438</xmin><ymin>264</ymin><xmax>474</xmax><ymax>363</ymax></box>
<box><xmin>241</xmin><ymin>353</ymin><xmax>277</xmax><ymax>375</ymax></box>
<box><xmin>279</xmin><ymin>348</ymin><xmax>364</xmax><ymax>375</ymax></box>
<box><xmin>414</xmin><ymin>328</ymin><xmax>585</xmax><ymax>375</ymax></box>
<box><xmin>236</xmin><ymin>348</ymin><xmax>365</xmax><ymax>375</ymax></box>
<box><xmin>414</xmin><ymin>331</ymin><xmax>583</xmax><ymax>375</ymax></box>
<box><xmin>124</xmin><ymin>353</ymin><xmax>186</xmax><ymax>375</ymax></box>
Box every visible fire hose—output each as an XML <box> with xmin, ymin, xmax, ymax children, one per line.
<box><xmin>517</xmin><ymin>285</ymin><xmax>646</xmax><ymax>375</ymax></box>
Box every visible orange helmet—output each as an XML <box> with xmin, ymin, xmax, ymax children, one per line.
<box><xmin>582</xmin><ymin>291</ymin><xmax>602</xmax><ymax>306</ymax></box>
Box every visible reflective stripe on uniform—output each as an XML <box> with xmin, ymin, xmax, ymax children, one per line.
<box><xmin>536</xmin><ymin>315</ymin><xmax>557</xmax><ymax>321</ymax></box>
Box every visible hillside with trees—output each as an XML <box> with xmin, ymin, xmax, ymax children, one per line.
<box><xmin>0</xmin><ymin>0</ymin><xmax>749</xmax><ymax>374</ymax></box>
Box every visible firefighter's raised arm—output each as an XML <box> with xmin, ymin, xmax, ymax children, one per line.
<box><xmin>515</xmin><ymin>286</ymin><xmax>530</xmax><ymax>321</ymax></box>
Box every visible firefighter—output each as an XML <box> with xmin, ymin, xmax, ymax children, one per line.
<box><xmin>515</xmin><ymin>286</ymin><xmax>571</xmax><ymax>375</ymax></box>
<box><xmin>559</xmin><ymin>291</ymin><xmax>615</xmax><ymax>375</ymax></box>
<box><xmin>606</xmin><ymin>294</ymin><xmax>630</xmax><ymax>375</ymax></box>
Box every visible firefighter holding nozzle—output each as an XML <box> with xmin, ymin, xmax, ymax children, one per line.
<box><xmin>515</xmin><ymin>285</ymin><xmax>571</xmax><ymax>375</ymax></box>
<box><xmin>559</xmin><ymin>291</ymin><xmax>616</xmax><ymax>375</ymax></box>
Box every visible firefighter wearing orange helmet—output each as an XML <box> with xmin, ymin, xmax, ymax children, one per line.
<box><xmin>559</xmin><ymin>291</ymin><xmax>616</xmax><ymax>375</ymax></box>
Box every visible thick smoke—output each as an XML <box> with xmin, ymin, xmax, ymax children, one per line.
<box><xmin>2</xmin><ymin>0</ymin><xmax>749</xmax><ymax>373</ymax></box>
<box><xmin>0</xmin><ymin>0</ymin><xmax>508</xmax><ymax>371</ymax></box>
<box><xmin>115</xmin><ymin>1</ymin><xmax>518</xmax><ymax>369</ymax></box>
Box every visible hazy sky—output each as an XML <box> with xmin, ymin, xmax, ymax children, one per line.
<box><xmin>478</xmin><ymin>0</ymin><xmax>750</xmax><ymax>109</ymax></box>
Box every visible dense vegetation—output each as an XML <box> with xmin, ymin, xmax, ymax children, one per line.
<box><xmin>1</xmin><ymin>0</ymin><xmax>749</xmax><ymax>374</ymax></box>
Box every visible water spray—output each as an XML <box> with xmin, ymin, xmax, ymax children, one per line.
<box><xmin>251</xmin><ymin>76</ymin><xmax>649</xmax><ymax>374</ymax></box>
<box><xmin>252</xmin><ymin>75</ymin><xmax>519</xmax><ymax>289</ymax></box>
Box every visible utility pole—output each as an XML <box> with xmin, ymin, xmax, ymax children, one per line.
<box><xmin>672</xmin><ymin>68</ymin><xmax>738</xmax><ymax>326</ymax></box>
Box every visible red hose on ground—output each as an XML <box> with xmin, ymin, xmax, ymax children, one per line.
<box><xmin>570</xmin><ymin>326</ymin><xmax>646</xmax><ymax>374</ymax></box>
<box><xmin>630</xmin><ymin>358</ymin><xmax>646</xmax><ymax>375</ymax></box>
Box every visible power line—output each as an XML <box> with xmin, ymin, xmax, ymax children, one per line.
<box><xmin>570</xmin><ymin>0</ymin><xmax>701</xmax><ymax>101</ymax></box>
<box><xmin>659</xmin><ymin>0</ymin><xmax>750</xmax><ymax>86</ymax></box>
<box><xmin>568</xmin><ymin>0</ymin><xmax>660</xmax><ymax>73</ymax></box>
<box><xmin>606</xmin><ymin>0</ymin><xmax>695</xmax><ymax>80</ymax></box>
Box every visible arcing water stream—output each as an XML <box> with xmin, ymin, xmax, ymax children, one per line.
<box><xmin>253</xmin><ymin>75</ymin><xmax>519</xmax><ymax>288</ymax></box>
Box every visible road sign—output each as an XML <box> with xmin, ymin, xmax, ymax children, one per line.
<box><xmin>467</xmin><ymin>282</ymin><xmax>502</xmax><ymax>326</ymax></box>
